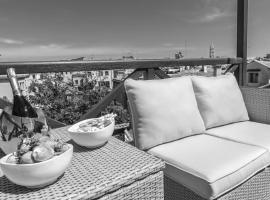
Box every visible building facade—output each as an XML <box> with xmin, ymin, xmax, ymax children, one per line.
<box><xmin>246</xmin><ymin>60</ymin><xmax>270</xmax><ymax>87</ymax></box>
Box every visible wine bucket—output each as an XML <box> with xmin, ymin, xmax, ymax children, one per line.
<box><xmin>0</xmin><ymin>137</ymin><xmax>20</xmax><ymax>154</ymax></box>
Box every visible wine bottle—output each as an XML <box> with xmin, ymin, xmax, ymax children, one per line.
<box><xmin>7</xmin><ymin>68</ymin><xmax>38</xmax><ymax>133</ymax></box>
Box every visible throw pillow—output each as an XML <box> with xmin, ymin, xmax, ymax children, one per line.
<box><xmin>191</xmin><ymin>74</ymin><xmax>249</xmax><ymax>129</ymax></box>
<box><xmin>124</xmin><ymin>76</ymin><xmax>205</xmax><ymax>150</ymax></box>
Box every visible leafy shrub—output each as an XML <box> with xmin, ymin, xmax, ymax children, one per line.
<box><xmin>28</xmin><ymin>73</ymin><xmax>129</xmax><ymax>125</ymax></box>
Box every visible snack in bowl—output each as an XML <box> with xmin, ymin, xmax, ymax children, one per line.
<box><xmin>0</xmin><ymin>133</ymin><xmax>73</xmax><ymax>188</ymax></box>
<box><xmin>68</xmin><ymin>113</ymin><xmax>115</xmax><ymax>148</ymax></box>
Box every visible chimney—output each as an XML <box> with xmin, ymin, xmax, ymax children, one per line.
<box><xmin>202</xmin><ymin>65</ymin><xmax>208</xmax><ymax>73</ymax></box>
<box><xmin>214</xmin><ymin>65</ymin><xmax>222</xmax><ymax>76</ymax></box>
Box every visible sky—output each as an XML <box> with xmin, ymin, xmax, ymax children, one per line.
<box><xmin>0</xmin><ymin>0</ymin><xmax>268</xmax><ymax>61</ymax></box>
<box><xmin>248</xmin><ymin>0</ymin><xmax>270</xmax><ymax>58</ymax></box>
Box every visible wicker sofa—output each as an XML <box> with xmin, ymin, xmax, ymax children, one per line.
<box><xmin>124</xmin><ymin>75</ymin><xmax>270</xmax><ymax>200</ymax></box>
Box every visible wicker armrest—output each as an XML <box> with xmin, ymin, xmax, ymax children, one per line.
<box><xmin>241</xmin><ymin>87</ymin><xmax>270</xmax><ymax>124</ymax></box>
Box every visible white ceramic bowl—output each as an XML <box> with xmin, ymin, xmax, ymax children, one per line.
<box><xmin>0</xmin><ymin>144</ymin><xmax>73</xmax><ymax>188</ymax></box>
<box><xmin>68</xmin><ymin>118</ymin><xmax>115</xmax><ymax>148</ymax></box>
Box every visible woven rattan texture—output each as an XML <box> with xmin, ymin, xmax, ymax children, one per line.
<box><xmin>0</xmin><ymin>126</ymin><xmax>165</xmax><ymax>200</ymax></box>
<box><xmin>164</xmin><ymin>167</ymin><xmax>270</xmax><ymax>200</ymax></box>
<box><xmin>241</xmin><ymin>87</ymin><xmax>270</xmax><ymax>124</ymax></box>
<box><xmin>99</xmin><ymin>171</ymin><xmax>164</xmax><ymax>200</ymax></box>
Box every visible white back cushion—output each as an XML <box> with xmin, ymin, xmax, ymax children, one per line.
<box><xmin>192</xmin><ymin>74</ymin><xmax>249</xmax><ymax>129</ymax></box>
<box><xmin>125</xmin><ymin>76</ymin><xmax>205</xmax><ymax>150</ymax></box>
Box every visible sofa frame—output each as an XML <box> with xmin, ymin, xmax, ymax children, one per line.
<box><xmin>163</xmin><ymin>87</ymin><xmax>270</xmax><ymax>200</ymax></box>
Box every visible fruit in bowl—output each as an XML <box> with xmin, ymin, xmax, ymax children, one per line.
<box><xmin>68</xmin><ymin>113</ymin><xmax>115</xmax><ymax>148</ymax></box>
<box><xmin>0</xmin><ymin>134</ymin><xmax>73</xmax><ymax>188</ymax></box>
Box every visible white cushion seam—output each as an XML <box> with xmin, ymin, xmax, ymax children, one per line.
<box><xmin>163</xmin><ymin>154</ymin><xmax>270</xmax><ymax>199</ymax></box>
<box><xmin>205</xmin><ymin>132</ymin><xmax>270</xmax><ymax>150</ymax></box>
<box><xmin>211</xmin><ymin>165</ymin><xmax>269</xmax><ymax>199</ymax></box>
<box><xmin>162</xmin><ymin>149</ymin><xmax>268</xmax><ymax>184</ymax></box>
<box><xmin>124</xmin><ymin>82</ymin><xmax>139</xmax><ymax>148</ymax></box>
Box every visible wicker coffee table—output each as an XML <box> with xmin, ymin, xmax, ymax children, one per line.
<box><xmin>0</xmin><ymin>126</ymin><xmax>165</xmax><ymax>200</ymax></box>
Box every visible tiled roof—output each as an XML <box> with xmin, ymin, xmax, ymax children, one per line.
<box><xmin>253</xmin><ymin>60</ymin><xmax>270</xmax><ymax>69</ymax></box>
<box><xmin>169</xmin><ymin>70</ymin><xmax>214</xmax><ymax>78</ymax></box>
<box><xmin>72</xmin><ymin>73</ymin><xmax>86</xmax><ymax>78</ymax></box>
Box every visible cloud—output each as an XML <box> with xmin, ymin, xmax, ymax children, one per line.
<box><xmin>0</xmin><ymin>42</ymin><xmax>199</xmax><ymax>61</ymax></box>
<box><xmin>185</xmin><ymin>6</ymin><xmax>232</xmax><ymax>24</ymax></box>
<box><xmin>0</xmin><ymin>43</ymin><xmax>132</xmax><ymax>60</ymax></box>
<box><xmin>199</xmin><ymin>7</ymin><xmax>229</xmax><ymax>23</ymax></box>
<box><xmin>0</xmin><ymin>37</ymin><xmax>24</xmax><ymax>45</ymax></box>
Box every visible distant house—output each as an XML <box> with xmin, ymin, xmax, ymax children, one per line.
<box><xmin>70</xmin><ymin>57</ymin><xmax>85</xmax><ymax>61</ymax></box>
<box><xmin>246</xmin><ymin>60</ymin><xmax>270</xmax><ymax>87</ymax></box>
<box><xmin>72</xmin><ymin>73</ymin><xmax>87</xmax><ymax>88</ymax></box>
<box><xmin>0</xmin><ymin>74</ymin><xmax>29</xmax><ymax>101</ymax></box>
<box><xmin>122</xmin><ymin>55</ymin><xmax>135</xmax><ymax>60</ymax></box>
<box><xmin>264</xmin><ymin>54</ymin><xmax>270</xmax><ymax>60</ymax></box>
<box><xmin>91</xmin><ymin>70</ymin><xmax>114</xmax><ymax>89</ymax></box>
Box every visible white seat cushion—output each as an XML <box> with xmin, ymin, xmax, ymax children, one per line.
<box><xmin>206</xmin><ymin>121</ymin><xmax>270</xmax><ymax>151</ymax></box>
<box><xmin>124</xmin><ymin>77</ymin><xmax>205</xmax><ymax>150</ymax></box>
<box><xmin>148</xmin><ymin>135</ymin><xmax>270</xmax><ymax>200</ymax></box>
<box><xmin>191</xmin><ymin>74</ymin><xmax>249</xmax><ymax>129</ymax></box>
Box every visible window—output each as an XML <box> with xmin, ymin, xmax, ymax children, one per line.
<box><xmin>105</xmin><ymin>71</ymin><xmax>109</xmax><ymax>76</ymax></box>
<box><xmin>105</xmin><ymin>81</ymin><xmax>110</xmax><ymax>88</ymax></box>
<box><xmin>19</xmin><ymin>82</ymin><xmax>24</xmax><ymax>89</ymax></box>
<box><xmin>248</xmin><ymin>72</ymin><xmax>259</xmax><ymax>83</ymax></box>
<box><xmin>98</xmin><ymin>81</ymin><xmax>110</xmax><ymax>88</ymax></box>
<box><xmin>75</xmin><ymin>80</ymin><xmax>79</xmax><ymax>85</ymax></box>
<box><xmin>99</xmin><ymin>71</ymin><xmax>103</xmax><ymax>76</ymax></box>
<box><xmin>98</xmin><ymin>81</ymin><xmax>104</xmax><ymax>87</ymax></box>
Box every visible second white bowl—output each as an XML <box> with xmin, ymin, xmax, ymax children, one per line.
<box><xmin>68</xmin><ymin>118</ymin><xmax>115</xmax><ymax>148</ymax></box>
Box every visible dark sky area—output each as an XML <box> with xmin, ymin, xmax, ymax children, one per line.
<box><xmin>0</xmin><ymin>0</ymin><xmax>268</xmax><ymax>61</ymax></box>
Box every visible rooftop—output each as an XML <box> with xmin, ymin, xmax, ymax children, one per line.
<box><xmin>256</xmin><ymin>60</ymin><xmax>270</xmax><ymax>69</ymax></box>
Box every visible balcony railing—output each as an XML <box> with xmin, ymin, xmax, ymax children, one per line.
<box><xmin>0</xmin><ymin>57</ymin><xmax>242</xmax><ymax>131</ymax></box>
<box><xmin>0</xmin><ymin>58</ymin><xmax>241</xmax><ymax>74</ymax></box>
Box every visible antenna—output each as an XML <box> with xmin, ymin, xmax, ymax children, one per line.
<box><xmin>185</xmin><ymin>40</ymin><xmax>187</xmax><ymax>58</ymax></box>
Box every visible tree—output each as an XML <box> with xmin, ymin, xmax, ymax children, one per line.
<box><xmin>28</xmin><ymin>73</ymin><xmax>129</xmax><ymax>125</ymax></box>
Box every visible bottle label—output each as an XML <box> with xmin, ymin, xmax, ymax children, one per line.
<box><xmin>7</xmin><ymin>68</ymin><xmax>22</xmax><ymax>96</ymax></box>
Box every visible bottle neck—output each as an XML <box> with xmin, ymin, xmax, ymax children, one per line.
<box><xmin>7</xmin><ymin>68</ymin><xmax>22</xmax><ymax>96</ymax></box>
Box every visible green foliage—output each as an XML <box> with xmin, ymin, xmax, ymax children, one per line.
<box><xmin>28</xmin><ymin>73</ymin><xmax>129</xmax><ymax>125</ymax></box>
